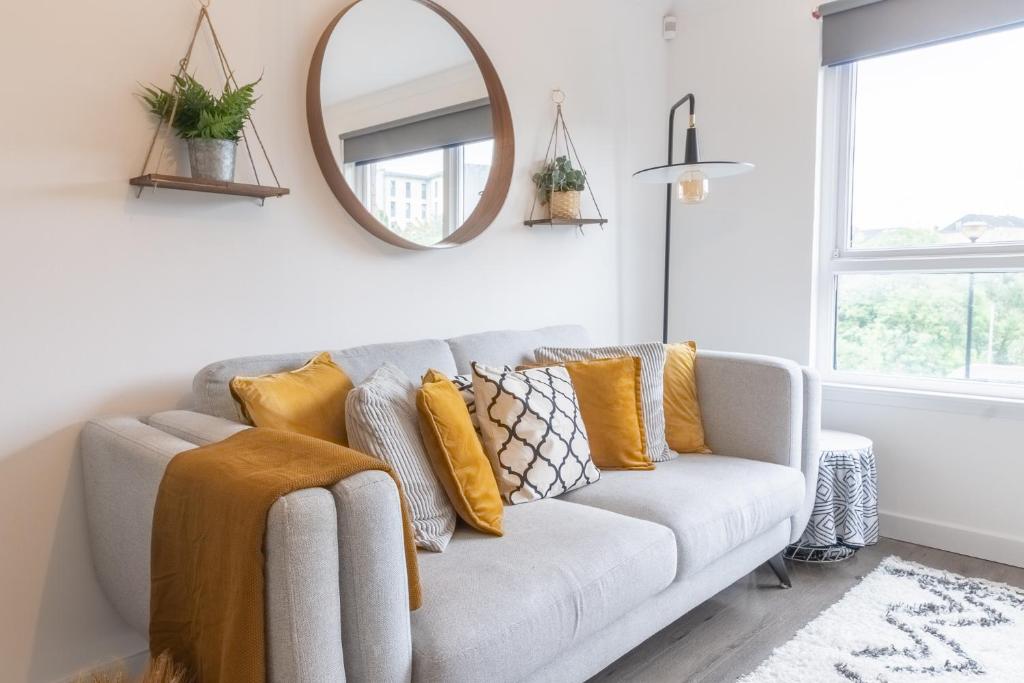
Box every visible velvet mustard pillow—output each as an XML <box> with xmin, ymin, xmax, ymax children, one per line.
<box><xmin>664</xmin><ymin>342</ymin><xmax>711</xmax><ymax>454</ymax></box>
<box><xmin>417</xmin><ymin>370</ymin><xmax>503</xmax><ymax>535</ymax></box>
<box><xmin>521</xmin><ymin>356</ymin><xmax>652</xmax><ymax>471</ymax></box>
<box><xmin>229</xmin><ymin>352</ymin><xmax>354</xmax><ymax>446</ymax></box>
<box><xmin>535</xmin><ymin>343</ymin><xmax>671</xmax><ymax>461</ymax></box>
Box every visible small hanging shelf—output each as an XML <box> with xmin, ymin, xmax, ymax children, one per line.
<box><xmin>129</xmin><ymin>174</ymin><xmax>290</xmax><ymax>200</ymax></box>
<box><xmin>523</xmin><ymin>218</ymin><xmax>609</xmax><ymax>227</ymax></box>
<box><xmin>526</xmin><ymin>90</ymin><xmax>607</xmax><ymax>231</ymax></box>
<box><xmin>130</xmin><ymin>1</ymin><xmax>288</xmax><ymax>204</ymax></box>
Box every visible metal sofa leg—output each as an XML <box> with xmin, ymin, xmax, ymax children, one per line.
<box><xmin>766</xmin><ymin>552</ymin><xmax>792</xmax><ymax>588</ymax></box>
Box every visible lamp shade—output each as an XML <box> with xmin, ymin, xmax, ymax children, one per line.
<box><xmin>633</xmin><ymin>160</ymin><xmax>755</xmax><ymax>183</ymax></box>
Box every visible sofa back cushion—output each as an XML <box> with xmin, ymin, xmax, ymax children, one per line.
<box><xmin>446</xmin><ymin>325</ymin><xmax>590</xmax><ymax>374</ymax></box>
<box><xmin>193</xmin><ymin>339</ymin><xmax>459</xmax><ymax>423</ymax></box>
<box><xmin>192</xmin><ymin>326</ymin><xmax>591</xmax><ymax>424</ymax></box>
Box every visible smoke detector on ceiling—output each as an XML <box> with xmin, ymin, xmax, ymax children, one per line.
<box><xmin>663</xmin><ymin>15</ymin><xmax>678</xmax><ymax>40</ymax></box>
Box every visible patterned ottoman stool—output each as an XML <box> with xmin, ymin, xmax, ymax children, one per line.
<box><xmin>785</xmin><ymin>430</ymin><xmax>879</xmax><ymax>563</ymax></box>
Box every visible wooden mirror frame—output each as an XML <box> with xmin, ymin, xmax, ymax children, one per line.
<box><xmin>307</xmin><ymin>0</ymin><xmax>515</xmax><ymax>250</ymax></box>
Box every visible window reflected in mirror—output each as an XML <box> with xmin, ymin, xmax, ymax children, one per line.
<box><xmin>343</xmin><ymin>139</ymin><xmax>493</xmax><ymax>246</ymax></box>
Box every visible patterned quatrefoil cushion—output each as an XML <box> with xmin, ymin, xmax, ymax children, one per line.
<box><xmin>471</xmin><ymin>363</ymin><xmax>600</xmax><ymax>504</ymax></box>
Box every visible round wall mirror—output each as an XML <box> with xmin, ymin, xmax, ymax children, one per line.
<box><xmin>307</xmin><ymin>0</ymin><xmax>514</xmax><ymax>250</ymax></box>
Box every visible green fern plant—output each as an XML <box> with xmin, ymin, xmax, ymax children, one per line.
<box><xmin>141</xmin><ymin>74</ymin><xmax>259</xmax><ymax>142</ymax></box>
<box><xmin>531</xmin><ymin>155</ymin><xmax>587</xmax><ymax>204</ymax></box>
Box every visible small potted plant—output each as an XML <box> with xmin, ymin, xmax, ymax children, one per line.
<box><xmin>532</xmin><ymin>155</ymin><xmax>587</xmax><ymax>220</ymax></box>
<box><xmin>141</xmin><ymin>74</ymin><xmax>258</xmax><ymax>182</ymax></box>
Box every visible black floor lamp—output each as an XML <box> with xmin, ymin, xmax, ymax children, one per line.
<box><xmin>633</xmin><ymin>94</ymin><xmax>754</xmax><ymax>343</ymax></box>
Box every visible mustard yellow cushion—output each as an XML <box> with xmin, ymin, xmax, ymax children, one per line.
<box><xmin>229</xmin><ymin>352</ymin><xmax>354</xmax><ymax>446</ymax></box>
<box><xmin>664</xmin><ymin>342</ymin><xmax>711</xmax><ymax>454</ymax></box>
<box><xmin>521</xmin><ymin>356</ymin><xmax>652</xmax><ymax>471</ymax></box>
<box><xmin>417</xmin><ymin>370</ymin><xmax>503</xmax><ymax>536</ymax></box>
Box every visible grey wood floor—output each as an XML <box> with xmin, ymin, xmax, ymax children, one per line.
<box><xmin>589</xmin><ymin>538</ymin><xmax>1024</xmax><ymax>683</ymax></box>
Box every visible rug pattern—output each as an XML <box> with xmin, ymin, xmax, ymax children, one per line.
<box><xmin>742</xmin><ymin>556</ymin><xmax>1024</xmax><ymax>682</ymax></box>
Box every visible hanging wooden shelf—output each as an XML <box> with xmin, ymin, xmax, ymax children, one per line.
<box><xmin>524</xmin><ymin>218</ymin><xmax>608</xmax><ymax>227</ymax></box>
<box><xmin>131</xmin><ymin>3</ymin><xmax>287</xmax><ymax>205</ymax></box>
<box><xmin>526</xmin><ymin>90</ymin><xmax>606</xmax><ymax>231</ymax></box>
<box><xmin>130</xmin><ymin>174</ymin><xmax>290</xmax><ymax>201</ymax></box>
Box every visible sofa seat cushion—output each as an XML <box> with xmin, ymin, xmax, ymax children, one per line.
<box><xmin>411</xmin><ymin>499</ymin><xmax>676</xmax><ymax>683</ymax></box>
<box><xmin>561</xmin><ymin>455</ymin><xmax>805</xmax><ymax>579</ymax></box>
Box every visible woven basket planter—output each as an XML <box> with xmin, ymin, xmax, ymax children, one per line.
<box><xmin>549</xmin><ymin>190</ymin><xmax>581</xmax><ymax>220</ymax></box>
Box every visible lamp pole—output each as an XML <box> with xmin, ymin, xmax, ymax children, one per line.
<box><xmin>663</xmin><ymin>94</ymin><xmax>697</xmax><ymax>344</ymax></box>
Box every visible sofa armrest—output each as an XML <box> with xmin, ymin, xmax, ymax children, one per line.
<box><xmin>82</xmin><ymin>417</ymin><xmax>410</xmax><ymax>682</ymax></box>
<box><xmin>145</xmin><ymin>409</ymin><xmax>414</xmax><ymax>677</ymax></box>
<box><xmin>331</xmin><ymin>471</ymin><xmax>414</xmax><ymax>682</ymax></box>
<box><xmin>695</xmin><ymin>352</ymin><xmax>816</xmax><ymax>543</ymax></box>
<box><xmin>147</xmin><ymin>409</ymin><xmax>249</xmax><ymax>446</ymax></box>
<box><xmin>696</xmin><ymin>351</ymin><xmax>803</xmax><ymax>468</ymax></box>
<box><xmin>82</xmin><ymin>417</ymin><xmax>187</xmax><ymax>633</ymax></box>
<box><xmin>794</xmin><ymin>367</ymin><xmax>822</xmax><ymax>542</ymax></box>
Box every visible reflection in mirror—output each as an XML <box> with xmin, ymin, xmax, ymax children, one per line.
<box><xmin>320</xmin><ymin>0</ymin><xmax>495</xmax><ymax>246</ymax></box>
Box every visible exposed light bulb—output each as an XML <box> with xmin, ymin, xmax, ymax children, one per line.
<box><xmin>677</xmin><ymin>169</ymin><xmax>708</xmax><ymax>204</ymax></box>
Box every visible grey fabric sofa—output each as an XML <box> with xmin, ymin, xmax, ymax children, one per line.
<box><xmin>81</xmin><ymin>325</ymin><xmax>820</xmax><ymax>683</ymax></box>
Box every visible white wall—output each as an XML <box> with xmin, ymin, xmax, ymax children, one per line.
<box><xmin>662</xmin><ymin>0</ymin><xmax>822</xmax><ymax>359</ymax></box>
<box><xmin>0</xmin><ymin>1</ymin><xmax>669</xmax><ymax>680</ymax></box>
<box><xmin>664</xmin><ymin>0</ymin><xmax>1024</xmax><ymax>567</ymax></box>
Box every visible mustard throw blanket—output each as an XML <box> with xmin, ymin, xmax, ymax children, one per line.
<box><xmin>150</xmin><ymin>428</ymin><xmax>422</xmax><ymax>683</ymax></box>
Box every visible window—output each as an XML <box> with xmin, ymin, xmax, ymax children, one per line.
<box><xmin>346</xmin><ymin>139</ymin><xmax>494</xmax><ymax>245</ymax></box>
<box><xmin>819</xmin><ymin>26</ymin><xmax>1024</xmax><ymax>397</ymax></box>
<box><xmin>457</xmin><ymin>139</ymin><xmax>493</xmax><ymax>225</ymax></box>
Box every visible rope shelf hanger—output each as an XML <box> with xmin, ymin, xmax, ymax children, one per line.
<box><xmin>129</xmin><ymin>0</ymin><xmax>289</xmax><ymax>204</ymax></box>
<box><xmin>525</xmin><ymin>89</ymin><xmax>607</xmax><ymax>233</ymax></box>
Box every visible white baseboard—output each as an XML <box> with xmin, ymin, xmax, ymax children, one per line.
<box><xmin>880</xmin><ymin>510</ymin><xmax>1024</xmax><ymax>569</ymax></box>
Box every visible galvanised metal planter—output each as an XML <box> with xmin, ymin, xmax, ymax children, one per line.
<box><xmin>187</xmin><ymin>138</ymin><xmax>237</xmax><ymax>182</ymax></box>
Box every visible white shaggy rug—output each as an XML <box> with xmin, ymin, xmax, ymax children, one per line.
<box><xmin>741</xmin><ymin>556</ymin><xmax>1024</xmax><ymax>682</ymax></box>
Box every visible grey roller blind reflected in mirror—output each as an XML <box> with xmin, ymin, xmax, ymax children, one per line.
<box><xmin>341</xmin><ymin>99</ymin><xmax>492</xmax><ymax>165</ymax></box>
<box><xmin>820</xmin><ymin>0</ymin><xmax>1024</xmax><ymax>66</ymax></box>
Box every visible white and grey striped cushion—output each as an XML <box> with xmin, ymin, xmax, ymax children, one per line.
<box><xmin>535</xmin><ymin>343</ymin><xmax>673</xmax><ymax>462</ymax></box>
<box><xmin>345</xmin><ymin>363</ymin><xmax>456</xmax><ymax>552</ymax></box>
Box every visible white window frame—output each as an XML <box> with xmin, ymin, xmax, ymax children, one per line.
<box><xmin>817</xmin><ymin>61</ymin><xmax>1024</xmax><ymax>402</ymax></box>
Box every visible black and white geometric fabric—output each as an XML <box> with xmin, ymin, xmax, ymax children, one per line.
<box><xmin>742</xmin><ymin>556</ymin><xmax>1024</xmax><ymax>682</ymax></box>
<box><xmin>471</xmin><ymin>362</ymin><xmax>599</xmax><ymax>505</ymax></box>
<box><xmin>452</xmin><ymin>370</ymin><xmax>513</xmax><ymax>433</ymax></box>
<box><xmin>797</xmin><ymin>430</ymin><xmax>879</xmax><ymax>549</ymax></box>
<box><xmin>450</xmin><ymin>374</ymin><xmax>478</xmax><ymax>430</ymax></box>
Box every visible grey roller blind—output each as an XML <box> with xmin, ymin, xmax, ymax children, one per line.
<box><xmin>341</xmin><ymin>99</ymin><xmax>492</xmax><ymax>165</ymax></box>
<box><xmin>820</xmin><ymin>0</ymin><xmax>1024</xmax><ymax>66</ymax></box>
